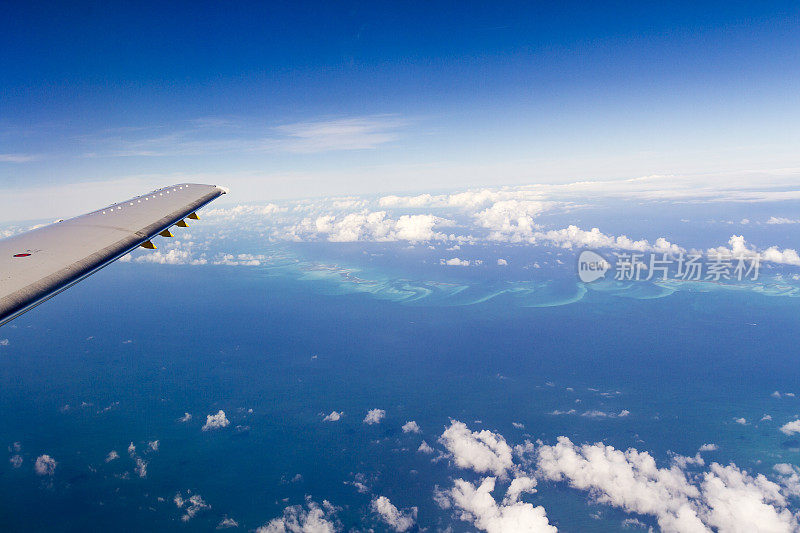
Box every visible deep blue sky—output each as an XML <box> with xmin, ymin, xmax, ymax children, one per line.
<box><xmin>1</xmin><ymin>1</ymin><xmax>799</xmax><ymax>218</ymax></box>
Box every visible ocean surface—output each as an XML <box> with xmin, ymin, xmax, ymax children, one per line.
<box><xmin>1</xmin><ymin>252</ymin><xmax>799</xmax><ymax>531</ymax></box>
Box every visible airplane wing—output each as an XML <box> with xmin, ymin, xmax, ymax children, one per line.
<box><xmin>0</xmin><ymin>183</ymin><xmax>227</xmax><ymax>327</ymax></box>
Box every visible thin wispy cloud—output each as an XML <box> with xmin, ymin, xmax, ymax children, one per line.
<box><xmin>270</xmin><ymin>116</ymin><xmax>405</xmax><ymax>153</ymax></box>
<box><xmin>0</xmin><ymin>153</ymin><xmax>39</xmax><ymax>163</ymax></box>
<box><xmin>83</xmin><ymin>115</ymin><xmax>405</xmax><ymax>158</ymax></box>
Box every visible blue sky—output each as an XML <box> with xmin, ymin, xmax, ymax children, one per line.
<box><xmin>1</xmin><ymin>1</ymin><xmax>799</xmax><ymax>218</ymax></box>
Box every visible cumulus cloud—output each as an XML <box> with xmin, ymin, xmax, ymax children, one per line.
<box><xmin>323</xmin><ymin>411</ymin><xmax>343</xmax><ymax>422</ymax></box>
<box><xmin>379</xmin><ymin>187</ymin><xmax>550</xmax><ymax>212</ymax></box>
<box><xmin>105</xmin><ymin>450</ymin><xmax>119</xmax><ymax>463</ymax></box>
<box><xmin>363</xmin><ymin>409</ymin><xmax>386</xmax><ymax>425</ymax></box>
<box><xmin>708</xmin><ymin>235</ymin><xmax>800</xmax><ymax>267</ymax></box>
<box><xmin>779</xmin><ymin>420</ymin><xmax>800</xmax><ymax>436</ymax></box>
<box><xmin>9</xmin><ymin>455</ymin><xmax>22</xmax><ymax>468</ymax></box>
<box><xmin>174</xmin><ymin>492</ymin><xmax>210</xmax><ymax>522</ymax></box>
<box><xmin>212</xmin><ymin>253</ymin><xmax>266</xmax><ymax>266</ymax></box>
<box><xmin>537</xmin><ymin>436</ymin><xmax>798</xmax><ymax>533</ymax></box>
<box><xmin>581</xmin><ymin>409</ymin><xmax>630</xmax><ymax>419</ymax></box>
<box><xmin>475</xmin><ymin>199</ymin><xmax>549</xmax><ymax>241</ymax></box>
<box><xmin>440</xmin><ymin>257</ymin><xmax>473</xmax><ymax>266</ymax></box>
<box><xmin>135</xmin><ymin>248</ymin><xmax>208</xmax><ymax>265</ymax></box>
<box><xmin>371</xmin><ymin>496</ymin><xmax>417</xmax><ymax>532</ymax></box>
<box><xmin>379</xmin><ymin>193</ymin><xmax>438</xmax><ymax>208</ymax></box>
<box><xmin>34</xmin><ymin>454</ymin><xmax>56</xmax><ymax>476</ymax></box>
<box><xmin>699</xmin><ymin>444</ymin><xmax>719</xmax><ymax>452</ymax></box>
<box><xmin>202</xmin><ymin>410</ymin><xmax>230</xmax><ymax>431</ymax></box>
<box><xmin>533</xmin><ymin>225</ymin><xmax>683</xmax><ymax>253</ymax></box>
<box><xmin>402</xmin><ymin>421</ymin><xmax>421</xmax><ymax>434</ymax></box>
<box><xmin>256</xmin><ymin>498</ymin><xmax>339</xmax><ymax>533</ymax></box>
<box><xmin>0</xmin><ymin>339</ymin><xmax>9</xmax><ymax>346</ymax></box>
<box><xmin>432</xmin><ymin>420</ymin><xmax>800</xmax><ymax>532</ymax></box>
<box><xmin>436</xmin><ymin>477</ymin><xmax>555</xmax><ymax>533</ymax></box>
<box><xmin>418</xmin><ymin>441</ymin><xmax>435</xmax><ymax>454</ymax></box>
<box><xmin>179</xmin><ymin>412</ymin><xmax>192</xmax><ymax>422</ymax></box>
<box><xmin>134</xmin><ymin>457</ymin><xmax>148</xmax><ymax>478</ymax></box>
<box><xmin>774</xmin><ymin>463</ymin><xmax>800</xmax><ymax>497</ymax></box>
<box><xmin>767</xmin><ymin>217</ymin><xmax>800</xmax><ymax>225</ymax></box>
<box><xmin>285</xmin><ymin>211</ymin><xmax>450</xmax><ymax>243</ymax></box>
<box><xmin>438</xmin><ymin>420</ymin><xmax>514</xmax><ymax>478</ymax></box>
<box><xmin>217</xmin><ymin>517</ymin><xmax>239</xmax><ymax>529</ymax></box>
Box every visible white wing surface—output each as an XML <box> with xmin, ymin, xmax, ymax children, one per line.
<box><xmin>0</xmin><ymin>183</ymin><xmax>227</xmax><ymax>326</ymax></box>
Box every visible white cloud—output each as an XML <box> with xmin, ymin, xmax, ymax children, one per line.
<box><xmin>774</xmin><ymin>464</ymin><xmax>800</xmax><ymax>497</ymax></box>
<box><xmin>323</xmin><ymin>411</ymin><xmax>343</xmax><ymax>422</ymax></box>
<box><xmin>148</xmin><ymin>440</ymin><xmax>160</xmax><ymax>452</ymax></box>
<box><xmin>0</xmin><ymin>153</ymin><xmax>39</xmax><ymax>163</ymax></box>
<box><xmin>536</xmin><ymin>436</ymin><xmax>798</xmax><ymax>533</ymax></box>
<box><xmin>285</xmin><ymin>211</ymin><xmax>449</xmax><ymax>243</ymax></box>
<box><xmin>497</xmin><ymin>258</ymin><xmax>508</xmax><ymax>266</ymax></box>
<box><xmin>779</xmin><ymin>420</ymin><xmax>800</xmax><ymax>436</ymax></box>
<box><xmin>0</xmin><ymin>339</ymin><xmax>9</xmax><ymax>346</ymax></box>
<box><xmin>364</xmin><ymin>409</ymin><xmax>386</xmax><ymax>425</ymax></box>
<box><xmin>534</xmin><ymin>225</ymin><xmax>683</xmax><ymax>253</ymax></box>
<box><xmin>84</xmin><ymin>116</ymin><xmax>403</xmax><ymax>159</ymax></box>
<box><xmin>256</xmin><ymin>498</ymin><xmax>339</xmax><ymax>533</ymax></box>
<box><xmin>371</xmin><ymin>496</ymin><xmax>417</xmax><ymax>532</ymax></box>
<box><xmin>34</xmin><ymin>454</ymin><xmax>56</xmax><ymax>476</ymax></box>
<box><xmin>700</xmin><ymin>463</ymin><xmax>794</xmax><ymax>532</ymax></box>
<box><xmin>699</xmin><ymin>444</ymin><xmax>719</xmax><ymax>452</ymax></box>
<box><xmin>379</xmin><ymin>193</ymin><xmax>438</xmax><ymax>208</ymax></box>
<box><xmin>9</xmin><ymin>455</ymin><xmax>22</xmax><ymax>468</ymax></box>
<box><xmin>402</xmin><ymin>421</ymin><xmax>421</xmax><ymax>434</ymax></box>
<box><xmin>441</xmin><ymin>257</ymin><xmax>472</xmax><ymax>266</ymax></box>
<box><xmin>418</xmin><ymin>441</ymin><xmax>435</xmax><ymax>454</ymax></box>
<box><xmin>179</xmin><ymin>412</ymin><xmax>192</xmax><ymax>422</ymax></box>
<box><xmin>174</xmin><ymin>492</ymin><xmax>210</xmax><ymax>522</ymax></box>
<box><xmin>709</xmin><ymin>235</ymin><xmax>800</xmax><ymax>266</ymax></box>
<box><xmin>135</xmin><ymin>248</ymin><xmax>208</xmax><ymax>265</ymax></box>
<box><xmin>212</xmin><ymin>253</ymin><xmax>266</xmax><ymax>266</ymax></box>
<box><xmin>394</xmin><ymin>214</ymin><xmax>442</xmax><ymax>241</ymax></box>
<box><xmin>217</xmin><ymin>517</ymin><xmax>239</xmax><ymax>529</ymax></box>
<box><xmin>202</xmin><ymin>410</ymin><xmax>230</xmax><ymax>431</ymax></box>
<box><xmin>134</xmin><ymin>457</ymin><xmax>148</xmax><ymax>478</ymax></box>
<box><xmin>105</xmin><ymin>450</ymin><xmax>119</xmax><ymax>463</ymax></box>
<box><xmin>734</xmin><ymin>417</ymin><xmax>747</xmax><ymax>425</ymax></box>
<box><xmin>438</xmin><ymin>420</ymin><xmax>515</xmax><ymax>478</ymax></box>
<box><xmin>475</xmin><ymin>200</ymin><xmax>549</xmax><ymax>241</ymax></box>
<box><xmin>767</xmin><ymin>217</ymin><xmax>800</xmax><ymax>225</ymax></box>
<box><xmin>205</xmin><ymin>204</ymin><xmax>286</xmax><ymax>219</ymax></box>
<box><xmin>581</xmin><ymin>409</ymin><xmax>630</xmax><ymax>419</ymax></box>
<box><xmin>436</xmin><ymin>477</ymin><xmax>555</xmax><ymax>533</ymax></box>
<box><xmin>273</xmin><ymin>116</ymin><xmax>404</xmax><ymax>154</ymax></box>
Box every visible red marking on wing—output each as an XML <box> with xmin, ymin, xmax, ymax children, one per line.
<box><xmin>13</xmin><ymin>253</ymin><xmax>31</xmax><ymax>258</ymax></box>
